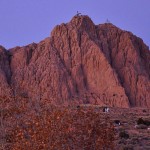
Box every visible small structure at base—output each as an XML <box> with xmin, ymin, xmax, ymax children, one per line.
<box><xmin>103</xmin><ymin>106</ymin><xmax>109</xmax><ymax>113</ymax></box>
<box><xmin>114</xmin><ymin>120</ymin><xmax>121</xmax><ymax>126</ymax></box>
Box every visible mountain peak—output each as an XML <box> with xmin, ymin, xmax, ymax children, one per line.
<box><xmin>0</xmin><ymin>15</ymin><xmax>150</xmax><ymax>108</ymax></box>
<box><xmin>69</xmin><ymin>15</ymin><xmax>95</xmax><ymax>32</ymax></box>
<box><xmin>70</xmin><ymin>15</ymin><xmax>94</xmax><ymax>25</ymax></box>
<box><xmin>51</xmin><ymin>15</ymin><xmax>96</xmax><ymax>39</ymax></box>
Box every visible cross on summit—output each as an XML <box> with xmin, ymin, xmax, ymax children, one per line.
<box><xmin>76</xmin><ymin>11</ymin><xmax>81</xmax><ymax>16</ymax></box>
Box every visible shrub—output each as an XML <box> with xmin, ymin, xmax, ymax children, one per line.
<box><xmin>119</xmin><ymin>131</ymin><xmax>129</xmax><ymax>139</ymax></box>
<box><xmin>123</xmin><ymin>145</ymin><xmax>134</xmax><ymax>150</ymax></box>
<box><xmin>136</xmin><ymin>124</ymin><xmax>147</xmax><ymax>129</ymax></box>
<box><xmin>10</xmin><ymin>106</ymin><xmax>115</xmax><ymax>150</ymax></box>
<box><xmin>137</xmin><ymin>118</ymin><xmax>150</xmax><ymax>126</ymax></box>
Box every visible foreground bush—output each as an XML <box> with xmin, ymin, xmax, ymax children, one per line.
<box><xmin>137</xmin><ymin>118</ymin><xmax>150</xmax><ymax>126</ymax></box>
<box><xmin>9</xmin><ymin>106</ymin><xmax>115</xmax><ymax>150</ymax></box>
<box><xmin>119</xmin><ymin>130</ymin><xmax>129</xmax><ymax>139</ymax></box>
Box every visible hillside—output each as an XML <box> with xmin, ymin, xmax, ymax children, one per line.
<box><xmin>0</xmin><ymin>15</ymin><xmax>150</xmax><ymax>107</ymax></box>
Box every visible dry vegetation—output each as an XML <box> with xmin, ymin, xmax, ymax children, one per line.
<box><xmin>1</xmin><ymin>96</ymin><xmax>150</xmax><ymax>150</ymax></box>
<box><xmin>0</xmin><ymin>96</ymin><xmax>115</xmax><ymax>150</ymax></box>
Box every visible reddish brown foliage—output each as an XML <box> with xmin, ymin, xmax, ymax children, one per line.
<box><xmin>11</xmin><ymin>107</ymin><xmax>115</xmax><ymax>150</ymax></box>
<box><xmin>0</xmin><ymin>96</ymin><xmax>115</xmax><ymax>150</ymax></box>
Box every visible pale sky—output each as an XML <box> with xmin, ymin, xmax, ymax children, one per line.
<box><xmin>0</xmin><ymin>0</ymin><xmax>149</xmax><ymax>49</ymax></box>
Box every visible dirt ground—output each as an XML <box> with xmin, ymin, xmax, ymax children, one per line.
<box><xmin>100</xmin><ymin>107</ymin><xmax>150</xmax><ymax>150</ymax></box>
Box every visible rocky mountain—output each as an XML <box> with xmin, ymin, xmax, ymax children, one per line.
<box><xmin>0</xmin><ymin>15</ymin><xmax>150</xmax><ymax>108</ymax></box>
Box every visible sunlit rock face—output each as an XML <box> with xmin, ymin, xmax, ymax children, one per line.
<box><xmin>0</xmin><ymin>15</ymin><xmax>150</xmax><ymax>108</ymax></box>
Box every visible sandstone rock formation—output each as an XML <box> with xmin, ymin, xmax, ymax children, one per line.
<box><xmin>0</xmin><ymin>15</ymin><xmax>150</xmax><ymax>108</ymax></box>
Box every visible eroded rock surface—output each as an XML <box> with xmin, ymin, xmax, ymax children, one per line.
<box><xmin>0</xmin><ymin>15</ymin><xmax>150</xmax><ymax>108</ymax></box>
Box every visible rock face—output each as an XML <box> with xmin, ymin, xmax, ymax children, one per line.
<box><xmin>0</xmin><ymin>15</ymin><xmax>150</xmax><ymax>108</ymax></box>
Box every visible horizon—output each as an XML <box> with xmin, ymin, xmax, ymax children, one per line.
<box><xmin>0</xmin><ymin>0</ymin><xmax>150</xmax><ymax>49</ymax></box>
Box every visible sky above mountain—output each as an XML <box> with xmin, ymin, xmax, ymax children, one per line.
<box><xmin>0</xmin><ymin>0</ymin><xmax>149</xmax><ymax>49</ymax></box>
